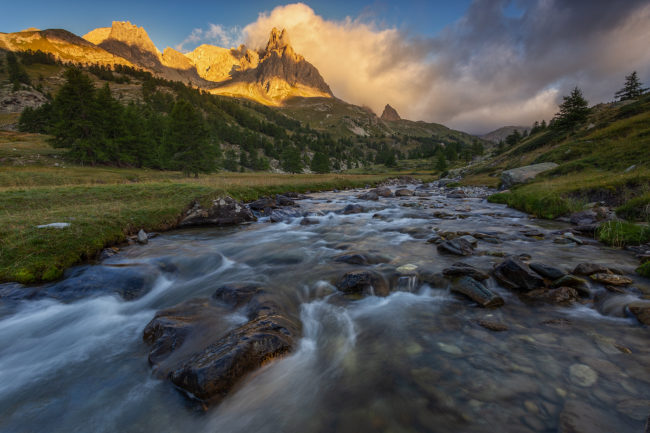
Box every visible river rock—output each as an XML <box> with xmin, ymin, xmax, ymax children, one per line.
<box><xmin>451</xmin><ymin>276</ymin><xmax>504</xmax><ymax>307</ymax></box>
<box><xmin>553</xmin><ymin>275</ymin><xmax>590</xmax><ymax>297</ymax></box>
<box><xmin>275</xmin><ymin>194</ymin><xmax>295</xmax><ymax>206</ymax></box>
<box><xmin>559</xmin><ymin>400</ymin><xmax>628</xmax><ymax>433</ymax></box>
<box><xmin>269</xmin><ymin>208</ymin><xmax>302</xmax><ymax>223</ymax></box>
<box><xmin>300</xmin><ymin>217</ymin><xmax>319</xmax><ymax>225</ymax></box>
<box><xmin>336</xmin><ymin>270</ymin><xmax>390</xmax><ymax>296</ymax></box>
<box><xmin>442</xmin><ymin>262</ymin><xmax>489</xmax><ymax>280</ymax></box>
<box><xmin>357</xmin><ymin>191</ymin><xmax>379</xmax><ymax>201</ymax></box>
<box><xmin>395</xmin><ymin>188</ymin><xmax>414</xmax><ymax>197</ymax></box>
<box><xmin>249</xmin><ymin>197</ymin><xmax>277</xmax><ymax>211</ymax></box>
<box><xmin>529</xmin><ymin>262</ymin><xmax>566</xmax><ymax>280</ymax></box>
<box><xmin>446</xmin><ymin>189</ymin><xmax>467</xmax><ymax>199</ymax></box>
<box><xmin>212</xmin><ymin>284</ymin><xmax>264</xmax><ymax>308</ymax></box>
<box><xmin>627</xmin><ymin>301</ymin><xmax>650</xmax><ymax>325</ymax></box>
<box><xmin>137</xmin><ymin>229</ymin><xmax>148</xmax><ymax>244</ymax></box>
<box><xmin>180</xmin><ymin>197</ymin><xmax>256</xmax><ymax>227</ymax></box>
<box><xmin>372</xmin><ymin>187</ymin><xmax>393</xmax><ymax>197</ymax></box>
<box><xmin>333</xmin><ymin>252</ymin><xmax>390</xmax><ymax>266</ymax></box>
<box><xmin>437</xmin><ymin>238</ymin><xmax>474</xmax><ymax>256</ymax></box>
<box><xmin>493</xmin><ymin>257</ymin><xmax>545</xmax><ymax>292</ymax></box>
<box><xmin>477</xmin><ymin>319</ymin><xmax>508</xmax><ymax>332</ymax></box>
<box><xmin>573</xmin><ymin>263</ymin><xmax>622</xmax><ymax>276</ymax></box>
<box><xmin>527</xmin><ymin>287</ymin><xmax>578</xmax><ymax>305</ymax></box>
<box><xmin>569</xmin><ymin>363</ymin><xmax>598</xmax><ymax>387</ymax></box>
<box><xmin>590</xmin><ymin>273</ymin><xmax>633</xmax><ymax>286</ymax></box>
<box><xmin>616</xmin><ymin>399</ymin><xmax>650</xmax><ymax>421</ymax></box>
<box><xmin>168</xmin><ymin>308</ymin><xmax>298</xmax><ymax>405</ymax></box>
<box><xmin>500</xmin><ymin>163</ymin><xmax>558</xmax><ymax>189</ymax></box>
<box><xmin>342</xmin><ymin>204</ymin><xmax>365</xmax><ymax>214</ymax></box>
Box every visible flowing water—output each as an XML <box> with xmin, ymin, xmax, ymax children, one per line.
<box><xmin>0</xmin><ymin>185</ymin><xmax>649</xmax><ymax>433</ymax></box>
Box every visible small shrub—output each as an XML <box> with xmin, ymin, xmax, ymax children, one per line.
<box><xmin>637</xmin><ymin>262</ymin><xmax>650</xmax><ymax>278</ymax></box>
<box><xmin>616</xmin><ymin>193</ymin><xmax>650</xmax><ymax>221</ymax></box>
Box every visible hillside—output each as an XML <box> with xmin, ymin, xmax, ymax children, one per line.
<box><xmin>480</xmin><ymin>125</ymin><xmax>529</xmax><ymax>143</ymax></box>
<box><xmin>462</xmin><ymin>94</ymin><xmax>650</xmax><ymax>222</ymax></box>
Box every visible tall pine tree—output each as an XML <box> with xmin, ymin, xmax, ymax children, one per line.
<box><xmin>166</xmin><ymin>100</ymin><xmax>216</xmax><ymax>177</ymax></box>
<box><xmin>552</xmin><ymin>87</ymin><xmax>590</xmax><ymax>132</ymax></box>
<box><xmin>615</xmin><ymin>71</ymin><xmax>648</xmax><ymax>101</ymax></box>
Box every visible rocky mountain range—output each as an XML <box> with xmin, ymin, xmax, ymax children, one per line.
<box><xmin>0</xmin><ymin>21</ymin><xmax>332</xmax><ymax>104</ymax></box>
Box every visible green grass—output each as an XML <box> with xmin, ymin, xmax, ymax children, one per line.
<box><xmin>597</xmin><ymin>221</ymin><xmax>650</xmax><ymax>248</ymax></box>
<box><xmin>637</xmin><ymin>262</ymin><xmax>650</xmax><ymax>278</ymax></box>
<box><xmin>616</xmin><ymin>192</ymin><xmax>650</xmax><ymax>221</ymax></box>
<box><xmin>487</xmin><ymin>190</ymin><xmax>579</xmax><ymax>219</ymax></box>
<box><xmin>0</xmin><ymin>133</ymin><xmax>396</xmax><ymax>283</ymax></box>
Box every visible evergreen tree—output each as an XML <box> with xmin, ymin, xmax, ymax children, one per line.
<box><xmin>552</xmin><ymin>87</ymin><xmax>590</xmax><ymax>132</ymax></box>
<box><xmin>310</xmin><ymin>151</ymin><xmax>330</xmax><ymax>173</ymax></box>
<box><xmin>166</xmin><ymin>100</ymin><xmax>216</xmax><ymax>177</ymax></box>
<box><xmin>223</xmin><ymin>149</ymin><xmax>238</xmax><ymax>171</ymax></box>
<box><xmin>615</xmin><ymin>71</ymin><xmax>648</xmax><ymax>101</ymax></box>
<box><xmin>6</xmin><ymin>52</ymin><xmax>31</xmax><ymax>90</ymax></box>
<box><xmin>435</xmin><ymin>153</ymin><xmax>447</xmax><ymax>171</ymax></box>
<box><xmin>281</xmin><ymin>145</ymin><xmax>303</xmax><ymax>173</ymax></box>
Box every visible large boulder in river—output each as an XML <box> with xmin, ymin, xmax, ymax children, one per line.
<box><xmin>395</xmin><ymin>188</ymin><xmax>414</xmax><ymax>197</ymax></box>
<box><xmin>180</xmin><ymin>197</ymin><xmax>256</xmax><ymax>227</ymax></box>
<box><xmin>500</xmin><ymin>163</ymin><xmax>558</xmax><ymax>189</ymax></box>
<box><xmin>169</xmin><ymin>309</ymin><xmax>297</xmax><ymax>404</ymax></box>
<box><xmin>143</xmin><ymin>285</ymin><xmax>300</xmax><ymax>406</ymax></box>
<box><xmin>493</xmin><ymin>257</ymin><xmax>545</xmax><ymax>292</ymax></box>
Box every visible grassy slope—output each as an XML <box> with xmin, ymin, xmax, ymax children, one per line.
<box><xmin>0</xmin><ymin>132</ymin><xmax>396</xmax><ymax>284</ymax></box>
<box><xmin>464</xmin><ymin>95</ymin><xmax>650</xmax><ymax>220</ymax></box>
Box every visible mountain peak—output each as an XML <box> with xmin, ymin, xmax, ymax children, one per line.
<box><xmin>106</xmin><ymin>21</ymin><xmax>160</xmax><ymax>55</ymax></box>
<box><xmin>266</xmin><ymin>28</ymin><xmax>290</xmax><ymax>51</ymax></box>
<box><xmin>381</xmin><ymin>104</ymin><xmax>401</xmax><ymax>121</ymax></box>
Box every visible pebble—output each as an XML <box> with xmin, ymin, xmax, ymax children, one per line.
<box><xmin>569</xmin><ymin>363</ymin><xmax>598</xmax><ymax>387</ymax></box>
<box><xmin>437</xmin><ymin>342</ymin><xmax>462</xmax><ymax>355</ymax></box>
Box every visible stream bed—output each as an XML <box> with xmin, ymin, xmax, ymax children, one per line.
<box><xmin>0</xmin><ymin>183</ymin><xmax>648</xmax><ymax>433</ymax></box>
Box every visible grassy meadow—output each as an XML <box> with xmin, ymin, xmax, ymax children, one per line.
<box><xmin>0</xmin><ymin>132</ymin><xmax>396</xmax><ymax>284</ymax></box>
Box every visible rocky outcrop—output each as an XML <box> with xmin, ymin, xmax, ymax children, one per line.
<box><xmin>380</xmin><ymin>104</ymin><xmax>401</xmax><ymax>121</ymax></box>
<box><xmin>180</xmin><ymin>197</ymin><xmax>256</xmax><ymax>227</ymax></box>
<box><xmin>500</xmin><ymin>163</ymin><xmax>559</xmax><ymax>189</ymax></box>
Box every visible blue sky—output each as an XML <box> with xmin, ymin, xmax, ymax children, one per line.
<box><xmin>1</xmin><ymin>0</ymin><xmax>473</xmax><ymax>51</ymax></box>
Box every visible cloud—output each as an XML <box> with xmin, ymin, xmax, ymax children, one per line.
<box><xmin>176</xmin><ymin>24</ymin><xmax>242</xmax><ymax>52</ymax></box>
<box><xmin>241</xmin><ymin>1</ymin><xmax>650</xmax><ymax>133</ymax></box>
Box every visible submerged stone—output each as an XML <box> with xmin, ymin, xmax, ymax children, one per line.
<box><xmin>451</xmin><ymin>276</ymin><xmax>504</xmax><ymax>308</ymax></box>
<box><xmin>493</xmin><ymin>257</ymin><xmax>545</xmax><ymax>292</ymax></box>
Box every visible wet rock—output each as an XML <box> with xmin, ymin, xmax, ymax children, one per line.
<box><xmin>529</xmin><ymin>262</ymin><xmax>566</xmax><ymax>280</ymax></box>
<box><xmin>458</xmin><ymin>235</ymin><xmax>478</xmax><ymax>246</ymax></box>
<box><xmin>414</xmin><ymin>190</ymin><xmax>431</xmax><ymax>197</ymax></box>
<box><xmin>451</xmin><ymin>276</ymin><xmax>504</xmax><ymax>307</ymax></box>
<box><xmin>562</xmin><ymin>232</ymin><xmax>584</xmax><ymax>245</ymax></box>
<box><xmin>559</xmin><ymin>400</ymin><xmax>628</xmax><ymax>433</ymax></box>
<box><xmin>616</xmin><ymin>399</ymin><xmax>650</xmax><ymax>421</ymax></box>
<box><xmin>357</xmin><ymin>191</ymin><xmax>378</xmax><ymax>201</ymax></box>
<box><xmin>426</xmin><ymin>233</ymin><xmax>442</xmax><ymax>244</ymax></box>
<box><xmin>180</xmin><ymin>197</ymin><xmax>256</xmax><ymax>227</ymax></box>
<box><xmin>249</xmin><ymin>197</ymin><xmax>277</xmax><ymax>211</ymax></box>
<box><xmin>137</xmin><ymin>229</ymin><xmax>148</xmax><ymax>244</ymax></box>
<box><xmin>336</xmin><ymin>270</ymin><xmax>390</xmax><ymax>296</ymax></box>
<box><xmin>44</xmin><ymin>263</ymin><xmax>162</xmax><ymax>301</ymax></box>
<box><xmin>521</xmin><ymin>229</ymin><xmax>545</xmax><ymax>238</ymax></box>
<box><xmin>627</xmin><ymin>301</ymin><xmax>650</xmax><ymax>325</ymax></box>
<box><xmin>500</xmin><ymin>162</ymin><xmax>558</xmax><ymax>189</ymax></box>
<box><xmin>493</xmin><ymin>257</ymin><xmax>545</xmax><ymax>292</ymax></box>
<box><xmin>590</xmin><ymin>273</ymin><xmax>633</xmax><ymax>286</ymax></box>
<box><xmin>553</xmin><ymin>275</ymin><xmax>590</xmax><ymax>297</ymax></box>
<box><xmin>573</xmin><ymin>263</ymin><xmax>622</xmax><ymax>276</ymax></box>
<box><xmin>275</xmin><ymin>194</ymin><xmax>295</xmax><ymax>206</ymax></box>
<box><xmin>395</xmin><ymin>188</ymin><xmax>414</xmax><ymax>197</ymax></box>
<box><xmin>168</xmin><ymin>309</ymin><xmax>298</xmax><ymax>405</ymax></box>
<box><xmin>143</xmin><ymin>298</ymin><xmax>226</xmax><ymax>365</ymax></box>
<box><xmin>569</xmin><ymin>363</ymin><xmax>598</xmax><ymax>387</ymax></box>
<box><xmin>443</xmin><ymin>262</ymin><xmax>489</xmax><ymax>281</ymax></box>
<box><xmin>299</xmin><ymin>217</ymin><xmax>319</xmax><ymax>225</ymax></box>
<box><xmin>477</xmin><ymin>319</ymin><xmax>508</xmax><ymax>332</ymax></box>
<box><xmin>333</xmin><ymin>252</ymin><xmax>390</xmax><ymax>265</ymax></box>
<box><xmin>437</xmin><ymin>342</ymin><xmax>462</xmax><ymax>355</ymax></box>
<box><xmin>269</xmin><ymin>208</ymin><xmax>302</xmax><ymax>223</ymax></box>
<box><xmin>446</xmin><ymin>189</ymin><xmax>467</xmax><ymax>199</ymax></box>
<box><xmin>99</xmin><ymin>246</ymin><xmax>120</xmax><ymax>260</ymax></box>
<box><xmin>372</xmin><ymin>187</ymin><xmax>393</xmax><ymax>197</ymax></box>
<box><xmin>437</xmin><ymin>238</ymin><xmax>474</xmax><ymax>256</ymax></box>
<box><xmin>341</xmin><ymin>204</ymin><xmax>365</xmax><ymax>214</ymax></box>
<box><xmin>527</xmin><ymin>287</ymin><xmax>579</xmax><ymax>305</ymax></box>
<box><xmin>212</xmin><ymin>284</ymin><xmax>264</xmax><ymax>308</ymax></box>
